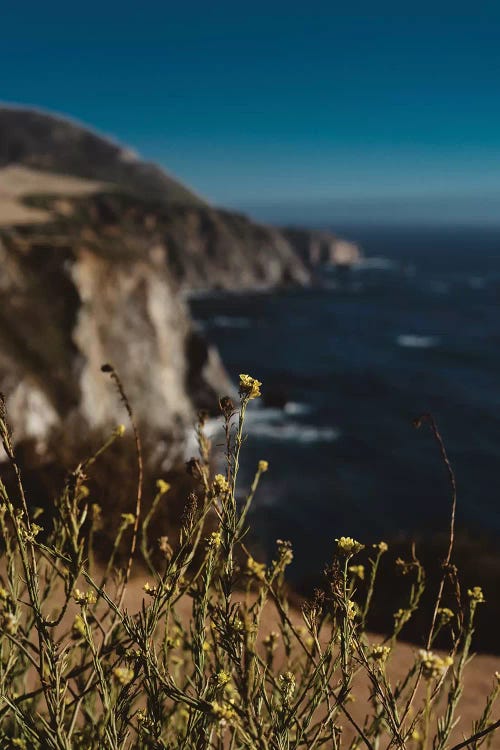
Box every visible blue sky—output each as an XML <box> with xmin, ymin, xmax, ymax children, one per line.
<box><xmin>2</xmin><ymin>1</ymin><xmax>500</xmax><ymax>223</ymax></box>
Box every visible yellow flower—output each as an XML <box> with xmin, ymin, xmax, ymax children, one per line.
<box><xmin>210</xmin><ymin>700</ymin><xmax>235</xmax><ymax>723</ymax></box>
<box><xmin>121</xmin><ymin>513</ymin><xmax>135</xmax><ymax>526</ymax></box>
<box><xmin>213</xmin><ymin>670</ymin><xmax>231</xmax><ymax>687</ymax></box>
<box><xmin>113</xmin><ymin>666</ymin><xmax>134</xmax><ymax>685</ymax></box>
<box><xmin>143</xmin><ymin>582</ymin><xmax>158</xmax><ymax>596</ymax></box>
<box><xmin>207</xmin><ymin>531</ymin><xmax>222</xmax><ymax>549</ymax></box>
<box><xmin>336</xmin><ymin>537</ymin><xmax>365</xmax><ymax>556</ymax></box>
<box><xmin>346</xmin><ymin>600</ymin><xmax>358</xmax><ymax>620</ymax></box>
<box><xmin>437</xmin><ymin>607</ymin><xmax>454</xmax><ymax>624</ymax></box>
<box><xmin>374</xmin><ymin>541</ymin><xmax>388</xmax><ymax>553</ymax></box>
<box><xmin>213</xmin><ymin>474</ymin><xmax>230</xmax><ymax>495</ymax></box>
<box><xmin>239</xmin><ymin>374</ymin><xmax>262</xmax><ymax>400</ymax></box>
<box><xmin>1</xmin><ymin>611</ymin><xmax>17</xmax><ymax>634</ymax></box>
<box><xmin>114</xmin><ymin>424</ymin><xmax>126</xmax><ymax>437</ymax></box>
<box><xmin>348</xmin><ymin>564</ymin><xmax>365</xmax><ymax>580</ymax></box>
<box><xmin>73</xmin><ymin>589</ymin><xmax>96</xmax><ymax>606</ymax></box>
<box><xmin>369</xmin><ymin>644</ymin><xmax>391</xmax><ymax>663</ymax></box>
<box><xmin>468</xmin><ymin>586</ymin><xmax>485</xmax><ymax>604</ymax></box>
<box><xmin>156</xmin><ymin>479</ymin><xmax>171</xmax><ymax>495</ymax></box>
<box><xmin>418</xmin><ymin>649</ymin><xmax>453</xmax><ymax>680</ymax></box>
<box><xmin>247</xmin><ymin>556</ymin><xmax>266</xmax><ymax>581</ymax></box>
<box><xmin>258</xmin><ymin>460</ymin><xmax>269</xmax><ymax>472</ymax></box>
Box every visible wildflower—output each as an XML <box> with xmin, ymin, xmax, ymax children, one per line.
<box><xmin>374</xmin><ymin>541</ymin><xmax>388</xmax><ymax>553</ymax></box>
<box><xmin>346</xmin><ymin>600</ymin><xmax>359</xmax><ymax>620</ymax></box>
<box><xmin>210</xmin><ymin>700</ymin><xmax>235</xmax><ymax>724</ymax></box>
<box><xmin>202</xmin><ymin>641</ymin><xmax>211</xmax><ymax>652</ymax></box>
<box><xmin>468</xmin><ymin>586</ymin><xmax>485</xmax><ymax>604</ymax></box>
<box><xmin>258</xmin><ymin>460</ymin><xmax>269</xmax><ymax>472</ymax></box>
<box><xmin>1</xmin><ymin>611</ymin><xmax>17</xmax><ymax>634</ymax></box>
<box><xmin>495</xmin><ymin>671</ymin><xmax>500</xmax><ymax>684</ymax></box>
<box><xmin>279</xmin><ymin>671</ymin><xmax>296</xmax><ymax>703</ymax></box>
<box><xmin>121</xmin><ymin>513</ymin><xmax>135</xmax><ymax>526</ymax></box>
<box><xmin>247</xmin><ymin>556</ymin><xmax>266</xmax><ymax>581</ymax></box>
<box><xmin>114</xmin><ymin>424</ymin><xmax>126</xmax><ymax>437</ymax></box>
<box><xmin>239</xmin><ymin>374</ymin><xmax>262</xmax><ymax>400</ymax></box>
<box><xmin>12</xmin><ymin>740</ymin><xmax>27</xmax><ymax>749</ymax></box>
<box><xmin>394</xmin><ymin>608</ymin><xmax>411</xmax><ymax>628</ymax></box>
<box><xmin>418</xmin><ymin>649</ymin><xmax>453</xmax><ymax>680</ymax></box>
<box><xmin>143</xmin><ymin>582</ymin><xmax>158</xmax><ymax>596</ymax></box>
<box><xmin>0</xmin><ymin>587</ymin><xmax>9</xmax><ymax>602</ymax></box>
<box><xmin>369</xmin><ymin>644</ymin><xmax>391</xmax><ymax>664</ymax></box>
<box><xmin>73</xmin><ymin>589</ymin><xmax>96</xmax><ymax>607</ymax></box>
<box><xmin>437</xmin><ymin>607</ymin><xmax>454</xmax><ymax>624</ymax></box>
<box><xmin>113</xmin><ymin>666</ymin><xmax>134</xmax><ymax>686</ymax></box>
<box><xmin>207</xmin><ymin>531</ymin><xmax>222</xmax><ymax>550</ymax></box>
<box><xmin>213</xmin><ymin>670</ymin><xmax>231</xmax><ymax>688</ymax></box>
<box><xmin>213</xmin><ymin>473</ymin><xmax>230</xmax><ymax>494</ymax></box>
<box><xmin>336</xmin><ymin>537</ymin><xmax>365</xmax><ymax>556</ymax></box>
<box><xmin>232</xmin><ymin>616</ymin><xmax>244</xmax><ymax>632</ymax></box>
<box><xmin>276</xmin><ymin>539</ymin><xmax>294</xmax><ymax>567</ymax></box>
<box><xmin>156</xmin><ymin>478</ymin><xmax>171</xmax><ymax>494</ymax></box>
<box><xmin>78</xmin><ymin>484</ymin><xmax>90</xmax><ymax>498</ymax></box>
<box><xmin>349</xmin><ymin>564</ymin><xmax>365</xmax><ymax>580</ymax></box>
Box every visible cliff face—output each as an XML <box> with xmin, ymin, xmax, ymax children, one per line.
<box><xmin>282</xmin><ymin>227</ymin><xmax>362</xmax><ymax>269</ymax></box>
<box><xmin>0</xmin><ymin>223</ymin><xmax>228</xmax><ymax>465</ymax></box>
<box><xmin>0</xmin><ymin>106</ymin><xmax>351</xmax><ymax>463</ymax></box>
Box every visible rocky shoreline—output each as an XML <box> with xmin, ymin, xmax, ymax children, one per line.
<box><xmin>0</xmin><ymin>107</ymin><xmax>360</xmax><ymax>465</ymax></box>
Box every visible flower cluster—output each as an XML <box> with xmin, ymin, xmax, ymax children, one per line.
<box><xmin>468</xmin><ymin>586</ymin><xmax>485</xmax><ymax>604</ymax></box>
<box><xmin>113</xmin><ymin>666</ymin><xmax>134</xmax><ymax>686</ymax></box>
<box><xmin>247</xmin><ymin>556</ymin><xmax>266</xmax><ymax>581</ymax></box>
<box><xmin>258</xmin><ymin>460</ymin><xmax>269</xmax><ymax>472</ymax></box>
<box><xmin>437</xmin><ymin>607</ymin><xmax>454</xmax><ymax>625</ymax></box>
<box><xmin>213</xmin><ymin>670</ymin><xmax>231</xmax><ymax>688</ymax></box>
<box><xmin>212</xmin><ymin>474</ymin><xmax>230</xmax><ymax>495</ymax></box>
<box><xmin>239</xmin><ymin>374</ymin><xmax>262</xmax><ymax>400</ymax></box>
<box><xmin>73</xmin><ymin>589</ymin><xmax>96</xmax><ymax>607</ymax></box>
<box><xmin>336</xmin><ymin>537</ymin><xmax>365</xmax><ymax>556</ymax></box>
<box><xmin>369</xmin><ymin>644</ymin><xmax>391</xmax><ymax>664</ymax></box>
<box><xmin>348</xmin><ymin>564</ymin><xmax>365</xmax><ymax>580</ymax></box>
<box><xmin>207</xmin><ymin>531</ymin><xmax>222</xmax><ymax>550</ymax></box>
<box><xmin>210</xmin><ymin>700</ymin><xmax>235</xmax><ymax>724</ymax></box>
<box><xmin>418</xmin><ymin>649</ymin><xmax>453</xmax><ymax>680</ymax></box>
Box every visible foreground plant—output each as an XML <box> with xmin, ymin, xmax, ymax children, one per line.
<box><xmin>0</xmin><ymin>375</ymin><xmax>498</xmax><ymax>749</ymax></box>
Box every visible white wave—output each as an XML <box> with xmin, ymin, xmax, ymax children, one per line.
<box><xmin>249</xmin><ymin>421</ymin><xmax>340</xmax><ymax>443</ymax></box>
<box><xmin>212</xmin><ymin>316</ymin><xmax>252</xmax><ymax>328</ymax></box>
<box><xmin>396</xmin><ymin>334</ymin><xmax>439</xmax><ymax>349</ymax></box>
<box><xmin>355</xmin><ymin>256</ymin><xmax>397</xmax><ymax>271</ymax></box>
<box><xmin>184</xmin><ymin>404</ymin><xmax>338</xmax><ymax>456</ymax></box>
<box><xmin>284</xmin><ymin>402</ymin><xmax>311</xmax><ymax>416</ymax></box>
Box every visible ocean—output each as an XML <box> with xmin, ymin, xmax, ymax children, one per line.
<box><xmin>189</xmin><ymin>225</ymin><xmax>500</xmax><ymax>579</ymax></box>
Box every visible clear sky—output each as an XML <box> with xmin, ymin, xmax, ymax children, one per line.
<box><xmin>2</xmin><ymin>1</ymin><xmax>500</xmax><ymax>224</ymax></box>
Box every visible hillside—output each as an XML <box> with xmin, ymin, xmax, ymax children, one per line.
<box><xmin>0</xmin><ymin>106</ymin><xmax>354</xmax><ymax>462</ymax></box>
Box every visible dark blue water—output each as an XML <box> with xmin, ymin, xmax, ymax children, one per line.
<box><xmin>190</xmin><ymin>225</ymin><xmax>500</xmax><ymax>578</ymax></box>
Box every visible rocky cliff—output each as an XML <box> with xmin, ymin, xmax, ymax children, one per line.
<box><xmin>0</xmin><ymin>106</ymin><xmax>353</xmax><ymax>464</ymax></box>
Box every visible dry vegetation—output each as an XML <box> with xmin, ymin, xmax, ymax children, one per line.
<box><xmin>0</xmin><ymin>369</ymin><xmax>499</xmax><ymax>750</ymax></box>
